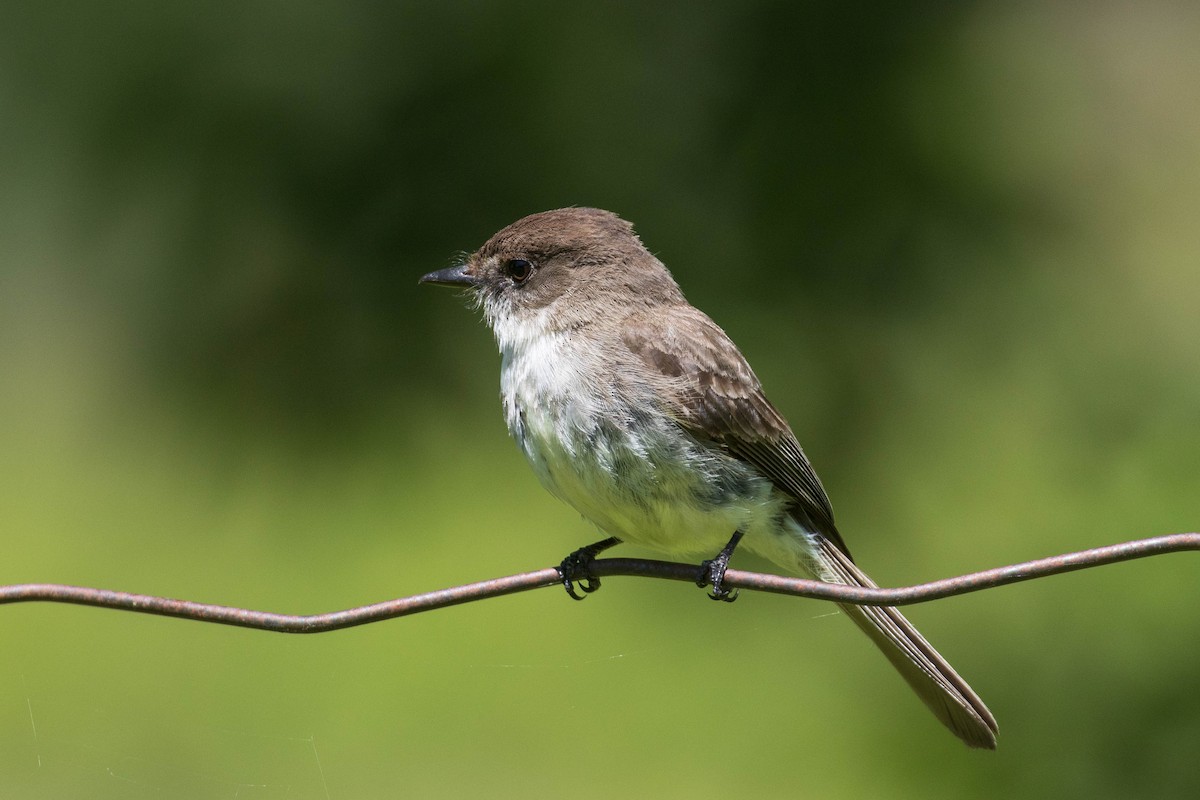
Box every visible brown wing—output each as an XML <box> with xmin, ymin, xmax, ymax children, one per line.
<box><xmin>621</xmin><ymin>305</ymin><xmax>851</xmax><ymax>558</ymax></box>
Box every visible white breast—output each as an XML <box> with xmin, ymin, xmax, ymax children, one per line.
<box><xmin>494</xmin><ymin>314</ymin><xmax>787</xmax><ymax>557</ymax></box>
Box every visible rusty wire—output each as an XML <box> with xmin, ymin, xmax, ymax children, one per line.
<box><xmin>0</xmin><ymin>532</ymin><xmax>1195</xmax><ymax>634</ymax></box>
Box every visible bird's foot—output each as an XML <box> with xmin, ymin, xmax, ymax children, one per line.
<box><xmin>558</xmin><ymin>537</ymin><xmax>621</xmax><ymax>601</ymax></box>
<box><xmin>696</xmin><ymin>531</ymin><xmax>744</xmax><ymax>603</ymax></box>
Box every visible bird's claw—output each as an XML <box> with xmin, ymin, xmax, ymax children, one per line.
<box><xmin>708</xmin><ymin>584</ymin><xmax>739</xmax><ymax>603</ymax></box>
<box><xmin>559</xmin><ymin>549</ymin><xmax>603</xmax><ymax>601</ymax></box>
<box><xmin>697</xmin><ymin>531</ymin><xmax>744</xmax><ymax>603</ymax></box>
<box><xmin>697</xmin><ymin>557</ymin><xmax>739</xmax><ymax>603</ymax></box>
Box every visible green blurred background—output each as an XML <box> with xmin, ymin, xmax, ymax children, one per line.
<box><xmin>2</xmin><ymin>1</ymin><xmax>1198</xmax><ymax>797</ymax></box>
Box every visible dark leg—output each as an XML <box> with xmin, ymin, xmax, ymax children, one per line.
<box><xmin>697</xmin><ymin>531</ymin><xmax>744</xmax><ymax>602</ymax></box>
<box><xmin>558</xmin><ymin>537</ymin><xmax>621</xmax><ymax>601</ymax></box>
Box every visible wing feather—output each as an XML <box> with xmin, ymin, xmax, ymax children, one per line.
<box><xmin>621</xmin><ymin>305</ymin><xmax>850</xmax><ymax>557</ymax></box>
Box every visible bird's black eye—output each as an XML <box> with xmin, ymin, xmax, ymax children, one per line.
<box><xmin>504</xmin><ymin>258</ymin><xmax>533</xmax><ymax>284</ymax></box>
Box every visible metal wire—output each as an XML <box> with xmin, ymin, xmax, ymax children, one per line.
<box><xmin>0</xmin><ymin>532</ymin><xmax>1195</xmax><ymax>634</ymax></box>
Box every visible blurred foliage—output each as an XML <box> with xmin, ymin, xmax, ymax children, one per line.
<box><xmin>1</xmin><ymin>1</ymin><xmax>1199</xmax><ymax>798</ymax></box>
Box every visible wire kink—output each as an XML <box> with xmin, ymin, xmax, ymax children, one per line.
<box><xmin>0</xmin><ymin>533</ymin><xmax>1195</xmax><ymax>633</ymax></box>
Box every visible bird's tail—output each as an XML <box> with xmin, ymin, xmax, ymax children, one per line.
<box><xmin>803</xmin><ymin>535</ymin><xmax>998</xmax><ymax>749</ymax></box>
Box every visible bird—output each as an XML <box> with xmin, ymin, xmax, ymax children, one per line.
<box><xmin>420</xmin><ymin>207</ymin><xmax>997</xmax><ymax>749</ymax></box>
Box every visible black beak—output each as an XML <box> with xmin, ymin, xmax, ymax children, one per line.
<box><xmin>419</xmin><ymin>264</ymin><xmax>479</xmax><ymax>287</ymax></box>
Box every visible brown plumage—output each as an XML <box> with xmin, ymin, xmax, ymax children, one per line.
<box><xmin>621</xmin><ymin>305</ymin><xmax>848</xmax><ymax>555</ymax></box>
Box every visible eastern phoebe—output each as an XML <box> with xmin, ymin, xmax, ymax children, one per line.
<box><xmin>420</xmin><ymin>207</ymin><xmax>997</xmax><ymax>749</ymax></box>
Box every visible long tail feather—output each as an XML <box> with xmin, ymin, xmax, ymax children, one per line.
<box><xmin>809</xmin><ymin>536</ymin><xmax>998</xmax><ymax>749</ymax></box>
